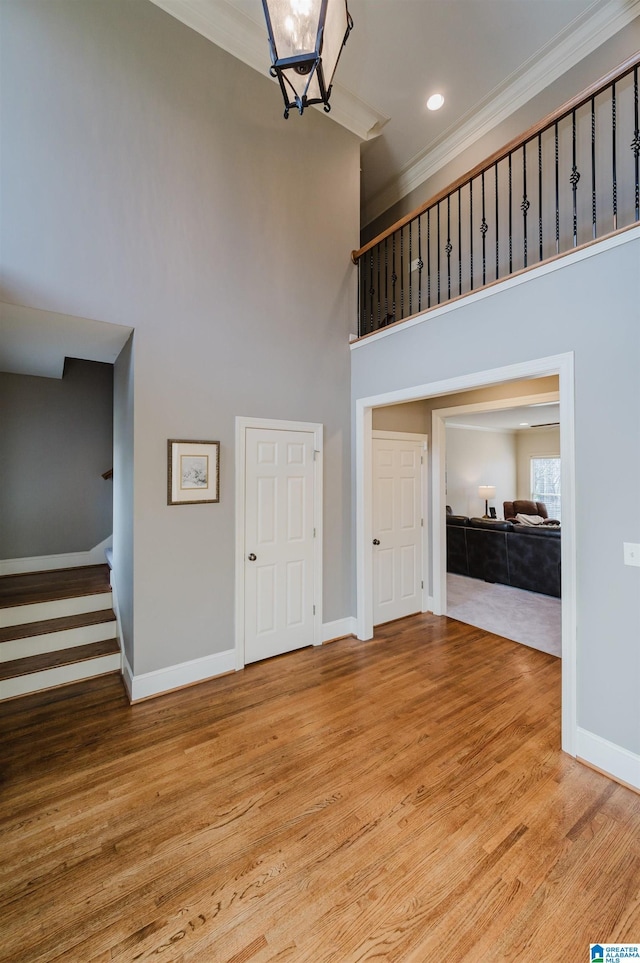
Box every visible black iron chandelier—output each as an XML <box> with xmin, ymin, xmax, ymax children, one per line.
<box><xmin>261</xmin><ymin>0</ymin><xmax>353</xmax><ymax>118</ymax></box>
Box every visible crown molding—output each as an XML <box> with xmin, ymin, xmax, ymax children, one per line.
<box><xmin>362</xmin><ymin>0</ymin><xmax>640</xmax><ymax>226</ymax></box>
<box><xmin>149</xmin><ymin>0</ymin><xmax>388</xmax><ymax>141</ymax></box>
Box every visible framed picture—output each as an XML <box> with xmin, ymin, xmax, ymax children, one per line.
<box><xmin>167</xmin><ymin>439</ymin><xmax>220</xmax><ymax>505</ymax></box>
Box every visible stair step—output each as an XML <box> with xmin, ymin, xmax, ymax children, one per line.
<box><xmin>0</xmin><ymin>564</ymin><xmax>111</xmax><ymax>607</ymax></box>
<box><xmin>0</xmin><ymin>593</ymin><xmax>113</xmax><ymax>629</ymax></box>
<box><xmin>0</xmin><ymin>638</ymin><xmax>120</xmax><ymax>681</ymax></box>
<box><xmin>0</xmin><ymin>566</ymin><xmax>120</xmax><ymax>701</ymax></box>
<box><xmin>0</xmin><ymin>609</ymin><xmax>117</xmax><ymax>662</ymax></box>
<box><xmin>0</xmin><ymin>653</ymin><xmax>122</xmax><ymax>701</ymax></box>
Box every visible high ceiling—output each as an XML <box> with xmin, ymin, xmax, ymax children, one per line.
<box><xmin>3</xmin><ymin>0</ymin><xmax>638</xmax><ymax>379</ymax></box>
<box><xmin>152</xmin><ymin>0</ymin><xmax>640</xmax><ymax>225</ymax></box>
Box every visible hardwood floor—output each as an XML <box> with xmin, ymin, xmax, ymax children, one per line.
<box><xmin>1</xmin><ymin>614</ymin><xmax>638</xmax><ymax>962</ymax></box>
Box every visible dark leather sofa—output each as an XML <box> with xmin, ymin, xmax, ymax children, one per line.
<box><xmin>446</xmin><ymin>515</ymin><xmax>561</xmax><ymax>597</ymax></box>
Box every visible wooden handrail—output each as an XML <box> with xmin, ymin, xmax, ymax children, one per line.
<box><xmin>352</xmin><ymin>50</ymin><xmax>640</xmax><ymax>264</ymax></box>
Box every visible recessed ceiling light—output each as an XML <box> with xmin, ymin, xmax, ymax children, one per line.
<box><xmin>427</xmin><ymin>93</ymin><xmax>445</xmax><ymax>111</ymax></box>
<box><xmin>519</xmin><ymin>422</ymin><xmax>529</xmax><ymax>426</ymax></box>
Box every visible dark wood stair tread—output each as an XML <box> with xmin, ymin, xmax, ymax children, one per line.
<box><xmin>0</xmin><ymin>639</ymin><xmax>120</xmax><ymax>681</ymax></box>
<box><xmin>0</xmin><ymin>565</ymin><xmax>111</xmax><ymax>609</ymax></box>
<box><xmin>0</xmin><ymin>609</ymin><xmax>116</xmax><ymax>645</ymax></box>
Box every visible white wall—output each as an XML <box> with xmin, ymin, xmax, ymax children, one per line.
<box><xmin>1</xmin><ymin>0</ymin><xmax>360</xmax><ymax>676</ymax></box>
<box><xmin>445</xmin><ymin>427</ymin><xmax>515</xmax><ymax>518</ymax></box>
<box><xmin>351</xmin><ymin>233</ymin><xmax>640</xmax><ymax>762</ymax></box>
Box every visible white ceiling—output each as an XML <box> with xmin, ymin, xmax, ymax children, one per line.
<box><xmin>151</xmin><ymin>0</ymin><xmax>640</xmax><ymax>225</ymax></box>
<box><xmin>446</xmin><ymin>402</ymin><xmax>560</xmax><ymax>431</ymax></box>
<box><xmin>0</xmin><ymin>302</ymin><xmax>133</xmax><ymax>380</ymax></box>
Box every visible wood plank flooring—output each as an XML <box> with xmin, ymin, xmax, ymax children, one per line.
<box><xmin>1</xmin><ymin>614</ymin><xmax>638</xmax><ymax>962</ymax></box>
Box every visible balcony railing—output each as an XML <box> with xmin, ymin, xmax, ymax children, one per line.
<box><xmin>352</xmin><ymin>53</ymin><xmax>640</xmax><ymax>338</ymax></box>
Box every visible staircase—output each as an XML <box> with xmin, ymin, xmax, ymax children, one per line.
<box><xmin>0</xmin><ymin>564</ymin><xmax>120</xmax><ymax>700</ymax></box>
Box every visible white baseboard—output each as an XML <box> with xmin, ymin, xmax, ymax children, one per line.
<box><xmin>122</xmin><ymin>623</ymin><xmax>357</xmax><ymax>701</ymax></box>
<box><xmin>122</xmin><ymin>649</ymin><xmax>237</xmax><ymax>703</ymax></box>
<box><xmin>0</xmin><ymin>536</ymin><xmax>113</xmax><ymax>576</ymax></box>
<box><xmin>576</xmin><ymin>727</ymin><xmax>640</xmax><ymax>792</ymax></box>
<box><xmin>322</xmin><ymin>617</ymin><xmax>356</xmax><ymax>643</ymax></box>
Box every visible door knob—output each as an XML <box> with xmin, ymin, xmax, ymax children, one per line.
<box><xmin>372</xmin><ymin>539</ymin><xmax>380</xmax><ymax>545</ymax></box>
<box><xmin>248</xmin><ymin>553</ymin><xmax>257</xmax><ymax>561</ymax></box>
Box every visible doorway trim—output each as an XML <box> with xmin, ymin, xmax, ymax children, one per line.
<box><xmin>355</xmin><ymin>353</ymin><xmax>576</xmax><ymax>757</ymax></box>
<box><xmin>235</xmin><ymin>416</ymin><xmax>323</xmax><ymax>670</ymax></box>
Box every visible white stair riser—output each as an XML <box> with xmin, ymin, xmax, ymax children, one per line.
<box><xmin>0</xmin><ymin>592</ymin><xmax>113</xmax><ymax>629</ymax></box>
<box><xmin>0</xmin><ymin>653</ymin><xmax>122</xmax><ymax>701</ymax></box>
<box><xmin>0</xmin><ymin>621</ymin><xmax>117</xmax><ymax>663</ymax></box>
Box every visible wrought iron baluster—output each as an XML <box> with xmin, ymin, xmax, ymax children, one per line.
<box><xmin>369</xmin><ymin>250</ymin><xmax>374</xmax><ymax>334</ymax></box>
<box><xmin>591</xmin><ymin>96</ymin><xmax>597</xmax><ymax>239</ymax></box>
<box><xmin>399</xmin><ymin>227</ymin><xmax>404</xmax><ymax>321</ymax></box>
<box><xmin>555</xmin><ymin>122</ymin><xmax>559</xmax><ymax>254</ymax></box>
<box><xmin>495</xmin><ymin>163</ymin><xmax>499</xmax><ymax>281</ymax></box>
<box><xmin>458</xmin><ymin>187</ymin><xmax>462</xmax><ymax>294</ymax></box>
<box><xmin>632</xmin><ymin>67</ymin><xmax>640</xmax><ymax>222</ymax></box>
<box><xmin>391</xmin><ymin>233</ymin><xmax>396</xmax><ymax>323</ymax></box>
<box><xmin>376</xmin><ymin>245</ymin><xmax>381</xmax><ymax>330</ymax></box>
<box><xmin>437</xmin><ymin>202</ymin><xmax>441</xmax><ymax>305</ymax></box>
<box><xmin>570</xmin><ymin>109</ymin><xmax>580</xmax><ymax>247</ymax></box>
<box><xmin>538</xmin><ymin>133</ymin><xmax>543</xmax><ymax>262</ymax></box>
<box><xmin>508</xmin><ymin>153</ymin><xmax>513</xmax><ymax>274</ymax></box>
<box><xmin>469</xmin><ymin>179</ymin><xmax>474</xmax><ymax>290</ymax></box>
<box><xmin>446</xmin><ymin>194</ymin><xmax>452</xmax><ymax>300</ymax></box>
<box><xmin>357</xmin><ymin>257</ymin><xmax>361</xmax><ymax>335</ymax></box>
<box><xmin>384</xmin><ymin>237</ymin><xmax>389</xmax><ymax>323</ymax></box>
<box><xmin>427</xmin><ymin>209</ymin><xmax>432</xmax><ymax>308</ymax></box>
<box><xmin>522</xmin><ymin>142</ymin><xmax>529</xmax><ymax>268</ymax></box>
<box><xmin>418</xmin><ymin>214</ymin><xmax>423</xmax><ymax>313</ymax></box>
<box><xmin>612</xmin><ymin>81</ymin><xmax>618</xmax><ymax>231</ymax></box>
<box><xmin>480</xmin><ymin>170</ymin><xmax>487</xmax><ymax>286</ymax></box>
<box><xmin>408</xmin><ymin>221</ymin><xmax>413</xmax><ymax>317</ymax></box>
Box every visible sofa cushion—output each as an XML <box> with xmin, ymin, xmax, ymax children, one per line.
<box><xmin>446</xmin><ymin>514</ymin><xmax>470</xmax><ymax>527</ymax></box>
<box><xmin>511</xmin><ymin>523</ymin><xmax>561</xmax><ymax>539</ymax></box>
<box><xmin>469</xmin><ymin>517</ymin><xmax>514</xmax><ymax>532</ymax></box>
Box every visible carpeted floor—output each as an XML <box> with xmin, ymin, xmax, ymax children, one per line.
<box><xmin>446</xmin><ymin>573</ymin><xmax>561</xmax><ymax>658</ymax></box>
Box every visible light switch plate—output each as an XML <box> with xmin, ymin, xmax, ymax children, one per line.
<box><xmin>623</xmin><ymin>542</ymin><xmax>640</xmax><ymax>567</ymax></box>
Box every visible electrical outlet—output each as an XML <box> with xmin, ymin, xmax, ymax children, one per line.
<box><xmin>623</xmin><ymin>542</ymin><xmax>640</xmax><ymax>567</ymax></box>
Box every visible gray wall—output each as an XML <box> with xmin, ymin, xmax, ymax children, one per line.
<box><xmin>1</xmin><ymin>0</ymin><xmax>360</xmax><ymax>674</ymax></box>
<box><xmin>351</xmin><ymin>236</ymin><xmax>640</xmax><ymax>757</ymax></box>
<box><xmin>0</xmin><ymin>359</ymin><xmax>113</xmax><ymax>558</ymax></box>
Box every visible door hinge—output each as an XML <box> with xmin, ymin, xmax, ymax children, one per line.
<box><xmin>313</xmin><ymin>527</ymin><xmax>316</xmax><ymax>538</ymax></box>
<box><xmin>421</xmin><ymin>518</ymin><xmax>424</xmax><ymax>527</ymax></box>
<box><xmin>314</xmin><ymin>449</ymin><xmax>320</xmax><ymax>460</ymax></box>
<box><xmin>421</xmin><ymin>455</ymin><xmax>424</xmax><ymax>464</ymax></box>
<box><xmin>421</xmin><ymin>580</ymin><xmax>424</xmax><ymax>589</ymax></box>
<box><xmin>313</xmin><ymin>604</ymin><xmax>316</xmax><ymax>615</ymax></box>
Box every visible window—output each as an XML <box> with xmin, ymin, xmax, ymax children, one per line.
<box><xmin>531</xmin><ymin>457</ymin><xmax>561</xmax><ymax>521</ymax></box>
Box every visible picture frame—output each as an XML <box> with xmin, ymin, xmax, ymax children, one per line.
<box><xmin>167</xmin><ymin>439</ymin><xmax>220</xmax><ymax>505</ymax></box>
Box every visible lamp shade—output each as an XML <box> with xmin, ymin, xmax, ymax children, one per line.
<box><xmin>262</xmin><ymin>0</ymin><xmax>353</xmax><ymax>117</ymax></box>
<box><xmin>478</xmin><ymin>486</ymin><xmax>496</xmax><ymax>501</ymax></box>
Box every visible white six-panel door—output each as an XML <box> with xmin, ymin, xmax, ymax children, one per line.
<box><xmin>372</xmin><ymin>436</ymin><xmax>425</xmax><ymax>626</ymax></box>
<box><xmin>243</xmin><ymin>426</ymin><xmax>317</xmax><ymax>664</ymax></box>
